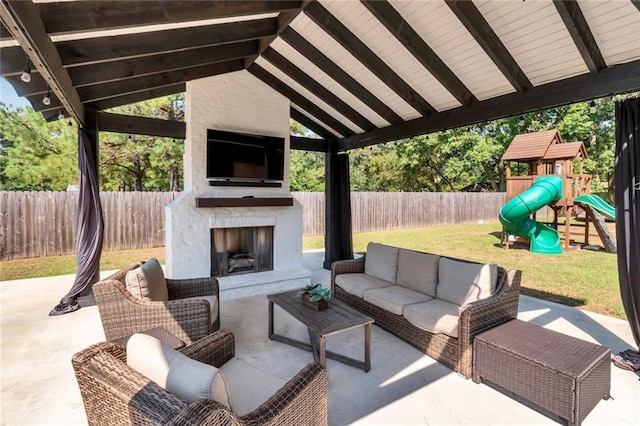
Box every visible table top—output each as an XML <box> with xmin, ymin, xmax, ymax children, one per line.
<box><xmin>268</xmin><ymin>290</ymin><xmax>374</xmax><ymax>337</ymax></box>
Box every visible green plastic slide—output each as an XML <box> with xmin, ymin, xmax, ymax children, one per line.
<box><xmin>574</xmin><ymin>194</ymin><xmax>616</xmax><ymax>221</ymax></box>
<box><xmin>499</xmin><ymin>176</ymin><xmax>563</xmax><ymax>254</ymax></box>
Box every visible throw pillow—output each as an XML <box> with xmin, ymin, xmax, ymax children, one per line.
<box><xmin>127</xmin><ymin>333</ymin><xmax>232</xmax><ymax>409</ymax></box>
<box><xmin>396</xmin><ymin>249</ymin><xmax>439</xmax><ymax>297</ymax></box>
<box><xmin>364</xmin><ymin>242</ymin><xmax>400</xmax><ymax>284</ymax></box>
<box><xmin>125</xmin><ymin>258</ymin><xmax>169</xmax><ymax>301</ymax></box>
<box><xmin>437</xmin><ymin>258</ymin><xmax>497</xmax><ymax>306</ymax></box>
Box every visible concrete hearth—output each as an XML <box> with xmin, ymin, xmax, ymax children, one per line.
<box><xmin>165</xmin><ymin>71</ymin><xmax>311</xmax><ymax>298</ymax></box>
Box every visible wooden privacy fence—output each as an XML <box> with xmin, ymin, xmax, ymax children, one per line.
<box><xmin>1</xmin><ymin>191</ymin><xmax>506</xmax><ymax>260</ymax></box>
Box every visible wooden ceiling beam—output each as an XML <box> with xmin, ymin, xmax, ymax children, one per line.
<box><xmin>362</xmin><ymin>0</ymin><xmax>476</xmax><ymax>106</ymax></box>
<box><xmin>77</xmin><ymin>60</ymin><xmax>244</xmax><ymax>102</ymax></box>
<box><xmin>38</xmin><ymin>1</ymin><xmax>301</xmax><ymax>34</ymax></box>
<box><xmin>553</xmin><ymin>0</ymin><xmax>606</xmax><ymax>74</ymax></box>
<box><xmin>249</xmin><ymin>64</ymin><xmax>354</xmax><ymax>137</ymax></box>
<box><xmin>69</xmin><ymin>41</ymin><xmax>259</xmax><ymax>87</ymax></box>
<box><xmin>445</xmin><ymin>0</ymin><xmax>532</xmax><ymax>93</ymax></box>
<box><xmin>0</xmin><ymin>0</ymin><xmax>84</xmax><ymax>123</ymax></box>
<box><xmin>305</xmin><ymin>2</ymin><xmax>435</xmax><ymax>117</ymax></box>
<box><xmin>290</xmin><ymin>106</ymin><xmax>337</xmax><ymax>140</ymax></box>
<box><xmin>338</xmin><ymin>59</ymin><xmax>640</xmax><ymax>151</ymax></box>
<box><xmin>86</xmin><ymin>83</ymin><xmax>185</xmax><ymax>111</ymax></box>
<box><xmin>262</xmin><ymin>47</ymin><xmax>375</xmax><ymax>131</ymax></box>
<box><xmin>281</xmin><ymin>28</ymin><xmax>402</xmax><ymax>125</ymax></box>
<box><xmin>633</xmin><ymin>0</ymin><xmax>640</xmax><ymax>12</ymax></box>
<box><xmin>56</xmin><ymin>18</ymin><xmax>277</xmax><ymax>67</ymax></box>
<box><xmin>0</xmin><ymin>22</ymin><xmax>12</xmax><ymax>40</ymax></box>
<box><xmin>97</xmin><ymin>112</ymin><xmax>186</xmax><ymax>139</ymax></box>
<box><xmin>290</xmin><ymin>135</ymin><xmax>328</xmax><ymax>152</ymax></box>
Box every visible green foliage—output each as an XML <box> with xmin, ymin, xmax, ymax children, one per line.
<box><xmin>290</xmin><ymin>150</ymin><xmax>325</xmax><ymax>191</ymax></box>
<box><xmin>297</xmin><ymin>283</ymin><xmax>332</xmax><ymax>301</ymax></box>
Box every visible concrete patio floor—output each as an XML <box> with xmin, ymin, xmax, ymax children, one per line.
<box><xmin>1</xmin><ymin>250</ymin><xmax>639</xmax><ymax>425</ymax></box>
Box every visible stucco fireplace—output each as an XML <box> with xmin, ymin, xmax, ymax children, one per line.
<box><xmin>165</xmin><ymin>71</ymin><xmax>311</xmax><ymax>300</ymax></box>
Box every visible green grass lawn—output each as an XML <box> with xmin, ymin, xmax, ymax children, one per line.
<box><xmin>1</xmin><ymin>222</ymin><xmax>623</xmax><ymax>319</ymax></box>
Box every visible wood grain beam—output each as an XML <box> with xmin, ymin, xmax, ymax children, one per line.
<box><xmin>262</xmin><ymin>47</ymin><xmax>375</xmax><ymax>131</ymax></box>
<box><xmin>633</xmin><ymin>0</ymin><xmax>640</xmax><ymax>12</ymax></box>
<box><xmin>249</xmin><ymin>64</ymin><xmax>354</xmax><ymax>137</ymax></box>
<box><xmin>38</xmin><ymin>1</ymin><xmax>301</xmax><ymax>34</ymax></box>
<box><xmin>0</xmin><ymin>0</ymin><xmax>84</xmax><ymax>123</ymax></box>
<box><xmin>280</xmin><ymin>28</ymin><xmax>402</xmax><ymax>125</ymax></box>
<box><xmin>97</xmin><ymin>111</ymin><xmax>186</xmax><ymax>139</ymax></box>
<box><xmin>77</xmin><ymin>60</ymin><xmax>243</xmax><ymax>102</ymax></box>
<box><xmin>445</xmin><ymin>0</ymin><xmax>532</xmax><ymax>93</ymax></box>
<box><xmin>290</xmin><ymin>135</ymin><xmax>328</xmax><ymax>152</ymax></box>
<box><xmin>290</xmin><ymin>106</ymin><xmax>337</xmax><ymax>140</ymax></box>
<box><xmin>362</xmin><ymin>0</ymin><xmax>476</xmax><ymax>106</ymax></box>
<box><xmin>68</xmin><ymin>41</ymin><xmax>258</xmax><ymax>87</ymax></box>
<box><xmin>86</xmin><ymin>83</ymin><xmax>185</xmax><ymax>111</ymax></box>
<box><xmin>305</xmin><ymin>2</ymin><xmax>435</xmax><ymax>117</ymax></box>
<box><xmin>337</xmin><ymin>59</ymin><xmax>640</xmax><ymax>151</ymax></box>
<box><xmin>553</xmin><ymin>0</ymin><xmax>606</xmax><ymax>74</ymax></box>
<box><xmin>0</xmin><ymin>22</ymin><xmax>12</xmax><ymax>40</ymax></box>
<box><xmin>56</xmin><ymin>18</ymin><xmax>277</xmax><ymax>66</ymax></box>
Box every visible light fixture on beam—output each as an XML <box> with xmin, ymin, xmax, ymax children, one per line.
<box><xmin>20</xmin><ymin>58</ymin><xmax>31</xmax><ymax>83</ymax></box>
<box><xmin>57</xmin><ymin>110</ymin><xmax>64</xmax><ymax>120</ymax></box>
<box><xmin>42</xmin><ymin>87</ymin><xmax>51</xmax><ymax>106</ymax></box>
<box><xmin>589</xmin><ymin>100</ymin><xmax>596</xmax><ymax>113</ymax></box>
<box><xmin>518</xmin><ymin>115</ymin><xmax>525</xmax><ymax>126</ymax></box>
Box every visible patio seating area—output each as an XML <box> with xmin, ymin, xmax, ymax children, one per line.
<box><xmin>1</xmin><ymin>250</ymin><xmax>638</xmax><ymax>425</ymax></box>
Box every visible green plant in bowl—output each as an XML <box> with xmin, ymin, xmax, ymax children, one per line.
<box><xmin>297</xmin><ymin>283</ymin><xmax>332</xmax><ymax>302</ymax></box>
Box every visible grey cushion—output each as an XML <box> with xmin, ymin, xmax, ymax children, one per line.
<box><xmin>335</xmin><ymin>273</ymin><xmax>392</xmax><ymax>298</ymax></box>
<box><xmin>125</xmin><ymin>258</ymin><xmax>169</xmax><ymax>301</ymax></box>
<box><xmin>397</xmin><ymin>249</ymin><xmax>439</xmax><ymax>297</ymax></box>
<box><xmin>180</xmin><ymin>295</ymin><xmax>218</xmax><ymax>326</ymax></box>
<box><xmin>437</xmin><ymin>258</ymin><xmax>497</xmax><ymax>306</ymax></box>
<box><xmin>363</xmin><ymin>286</ymin><xmax>433</xmax><ymax>315</ymax></box>
<box><xmin>126</xmin><ymin>333</ymin><xmax>231</xmax><ymax>408</ymax></box>
<box><xmin>364</xmin><ymin>242</ymin><xmax>400</xmax><ymax>284</ymax></box>
<box><xmin>403</xmin><ymin>299</ymin><xmax>460</xmax><ymax>338</ymax></box>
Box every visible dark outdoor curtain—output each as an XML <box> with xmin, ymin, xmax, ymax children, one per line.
<box><xmin>324</xmin><ymin>151</ymin><xmax>353</xmax><ymax>269</ymax></box>
<box><xmin>49</xmin><ymin>130</ymin><xmax>104</xmax><ymax>315</ymax></box>
<box><xmin>614</xmin><ymin>97</ymin><xmax>640</xmax><ymax>348</ymax></box>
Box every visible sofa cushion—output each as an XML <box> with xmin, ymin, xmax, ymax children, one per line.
<box><xmin>403</xmin><ymin>299</ymin><xmax>460</xmax><ymax>338</ymax></box>
<box><xmin>363</xmin><ymin>286</ymin><xmax>433</xmax><ymax>315</ymax></box>
<box><xmin>437</xmin><ymin>258</ymin><xmax>497</xmax><ymax>306</ymax></box>
<box><xmin>127</xmin><ymin>333</ymin><xmax>231</xmax><ymax>409</ymax></box>
<box><xmin>125</xmin><ymin>258</ymin><xmax>169</xmax><ymax>301</ymax></box>
<box><xmin>180</xmin><ymin>295</ymin><xmax>218</xmax><ymax>327</ymax></box>
<box><xmin>397</xmin><ymin>249</ymin><xmax>439</xmax><ymax>297</ymax></box>
<box><xmin>335</xmin><ymin>273</ymin><xmax>392</xmax><ymax>298</ymax></box>
<box><xmin>364</xmin><ymin>242</ymin><xmax>400</xmax><ymax>284</ymax></box>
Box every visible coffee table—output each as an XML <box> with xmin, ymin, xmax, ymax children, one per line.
<box><xmin>267</xmin><ymin>290</ymin><xmax>374</xmax><ymax>372</ymax></box>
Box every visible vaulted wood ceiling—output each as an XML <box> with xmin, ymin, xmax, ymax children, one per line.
<box><xmin>1</xmin><ymin>0</ymin><xmax>639</xmax><ymax>152</ymax></box>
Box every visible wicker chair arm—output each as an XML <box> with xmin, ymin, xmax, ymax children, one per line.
<box><xmin>331</xmin><ymin>256</ymin><xmax>366</xmax><ymax>292</ymax></box>
<box><xmin>168</xmin><ymin>363</ymin><xmax>328</xmax><ymax>426</ymax></box>
<box><xmin>179</xmin><ymin>330</ymin><xmax>235</xmax><ymax>368</ymax></box>
<box><xmin>166</xmin><ymin>277</ymin><xmax>219</xmax><ymax>299</ymax></box>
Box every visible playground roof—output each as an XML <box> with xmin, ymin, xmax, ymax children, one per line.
<box><xmin>501</xmin><ymin>130</ymin><xmax>563</xmax><ymax>162</ymax></box>
<box><xmin>543</xmin><ymin>141</ymin><xmax>588</xmax><ymax>161</ymax></box>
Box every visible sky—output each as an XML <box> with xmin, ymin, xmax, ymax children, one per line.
<box><xmin>0</xmin><ymin>77</ymin><xmax>31</xmax><ymax>110</ymax></box>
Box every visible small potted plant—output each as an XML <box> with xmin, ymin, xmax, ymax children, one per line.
<box><xmin>297</xmin><ymin>283</ymin><xmax>332</xmax><ymax>311</ymax></box>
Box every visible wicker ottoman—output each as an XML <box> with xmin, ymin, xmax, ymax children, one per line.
<box><xmin>473</xmin><ymin>320</ymin><xmax>610</xmax><ymax>426</ymax></box>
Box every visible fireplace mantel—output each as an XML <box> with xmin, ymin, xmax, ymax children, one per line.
<box><xmin>195</xmin><ymin>197</ymin><xmax>294</xmax><ymax>208</ymax></box>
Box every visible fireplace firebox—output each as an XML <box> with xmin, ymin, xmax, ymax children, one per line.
<box><xmin>211</xmin><ymin>227</ymin><xmax>274</xmax><ymax>276</ymax></box>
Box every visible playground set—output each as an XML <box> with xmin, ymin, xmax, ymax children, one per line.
<box><xmin>499</xmin><ymin>130</ymin><xmax>616</xmax><ymax>255</ymax></box>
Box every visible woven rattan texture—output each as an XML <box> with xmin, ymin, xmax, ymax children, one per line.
<box><xmin>331</xmin><ymin>254</ymin><xmax>521</xmax><ymax>378</ymax></box>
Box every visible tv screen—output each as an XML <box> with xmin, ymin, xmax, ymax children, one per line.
<box><xmin>206</xmin><ymin>129</ymin><xmax>285</xmax><ymax>181</ymax></box>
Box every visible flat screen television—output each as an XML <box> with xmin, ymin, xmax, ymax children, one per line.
<box><xmin>206</xmin><ymin>129</ymin><xmax>285</xmax><ymax>182</ymax></box>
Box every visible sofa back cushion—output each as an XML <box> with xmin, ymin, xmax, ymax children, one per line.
<box><xmin>365</xmin><ymin>242</ymin><xmax>399</xmax><ymax>283</ymax></box>
<box><xmin>125</xmin><ymin>258</ymin><xmax>169</xmax><ymax>301</ymax></box>
<box><xmin>437</xmin><ymin>258</ymin><xmax>497</xmax><ymax>306</ymax></box>
<box><xmin>127</xmin><ymin>333</ymin><xmax>231</xmax><ymax>409</ymax></box>
<box><xmin>397</xmin><ymin>249</ymin><xmax>439</xmax><ymax>297</ymax></box>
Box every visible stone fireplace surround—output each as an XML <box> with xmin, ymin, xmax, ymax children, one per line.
<box><xmin>165</xmin><ymin>71</ymin><xmax>311</xmax><ymax>300</ymax></box>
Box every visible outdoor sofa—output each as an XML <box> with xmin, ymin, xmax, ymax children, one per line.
<box><xmin>93</xmin><ymin>258</ymin><xmax>219</xmax><ymax>344</ymax></box>
<box><xmin>331</xmin><ymin>242</ymin><xmax>522</xmax><ymax>378</ymax></box>
<box><xmin>72</xmin><ymin>330</ymin><xmax>328</xmax><ymax>425</ymax></box>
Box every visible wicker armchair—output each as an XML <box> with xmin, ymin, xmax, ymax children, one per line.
<box><xmin>72</xmin><ymin>330</ymin><xmax>328</xmax><ymax>426</ymax></box>
<box><xmin>93</xmin><ymin>261</ymin><xmax>220</xmax><ymax>344</ymax></box>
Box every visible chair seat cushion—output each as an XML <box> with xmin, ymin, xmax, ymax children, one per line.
<box><xmin>127</xmin><ymin>333</ymin><xmax>231</xmax><ymax>409</ymax></box>
<box><xmin>363</xmin><ymin>286</ymin><xmax>433</xmax><ymax>315</ymax></box>
<box><xmin>181</xmin><ymin>295</ymin><xmax>218</xmax><ymax>327</ymax></box>
<box><xmin>335</xmin><ymin>273</ymin><xmax>392</xmax><ymax>298</ymax></box>
<box><xmin>403</xmin><ymin>299</ymin><xmax>460</xmax><ymax>338</ymax></box>
<box><xmin>125</xmin><ymin>258</ymin><xmax>169</xmax><ymax>301</ymax></box>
